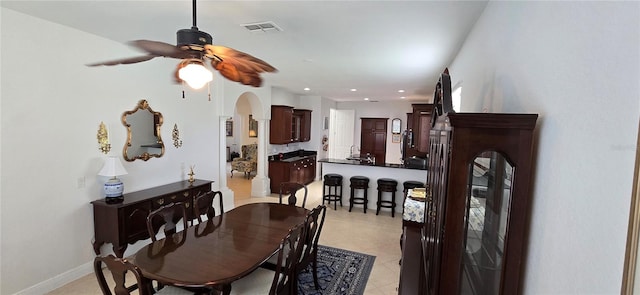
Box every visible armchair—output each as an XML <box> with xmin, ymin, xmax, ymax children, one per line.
<box><xmin>231</xmin><ymin>143</ymin><xmax>257</xmax><ymax>179</ymax></box>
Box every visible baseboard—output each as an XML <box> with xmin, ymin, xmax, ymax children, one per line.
<box><xmin>14</xmin><ymin>261</ymin><xmax>93</xmax><ymax>295</ymax></box>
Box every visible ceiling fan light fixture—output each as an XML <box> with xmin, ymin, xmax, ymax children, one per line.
<box><xmin>178</xmin><ymin>60</ymin><xmax>213</xmax><ymax>89</ymax></box>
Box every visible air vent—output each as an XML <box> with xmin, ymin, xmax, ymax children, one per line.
<box><xmin>241</xmin><ymin>21</ymin><xmax>283</xmax><ymax>33</ymax></box>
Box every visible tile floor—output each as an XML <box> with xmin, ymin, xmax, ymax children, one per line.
<box><xmin>48</xmin><ymin>175</ymin><xmax>402</xmax><ymax>295</ymax></box>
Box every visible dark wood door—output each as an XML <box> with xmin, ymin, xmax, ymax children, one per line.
<box><xmin>360</xmin><ymin>118</ymin><xmax>387</xmax><ymax>165</ymax></box>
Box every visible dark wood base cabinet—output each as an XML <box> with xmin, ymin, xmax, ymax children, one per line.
<box><xmin>91</xmin><ymin>179</ymin><xmax>212</xmax><ymax>257</ymax></box>
<box><xmin>269</xmin><ymin>156</ymin><xmax>316</xmax><ymax>193</ymax></box>
<box><xmin>398</xmin><ymin>112</ymin><xmax>537</xmax><ymax>295</ymax></box>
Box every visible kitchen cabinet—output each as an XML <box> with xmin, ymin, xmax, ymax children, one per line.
<box><xmin>270</xmin><ymin>105</ymin><xmax>294</xmax><ymax>144</ymax></box>
<box><xmin>411</xmin><ymin>103</ymin><xmax>433</xmax><ymax>154</ymax></box>
<box><xmin>270</xmin><ymin>106</ymin><xmax>312</xmax><ymax>144</ymax></box>
<box><xmin>269</xmin><ymin>155</ymin><xmax>316</xmax><ymax>193</ymax></box>
<box><xmin>294</xmin><ymin>109</ymin><xmax>312</xmax><ymax>142</ymax></box>
<box><xmin>359</xmin><ymin>118</ymin><xmax>387</xmax><ymax>165</ymax></box>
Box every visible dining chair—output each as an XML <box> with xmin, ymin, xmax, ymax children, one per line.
<box><xmin>194</xmin><ymin>190</ymin><xmax>224</xmax><ymax>224</ymax></box>
<box><xmin>230</xmin><ymin>223</ymin><xmax>307</xmax><ymax>295</ymax></box>
<box><xmin>94</xmin><ymin>254</ymin><xmax>193</xmax><ymax>295</ymax></box>
<box><xmin>279</xmin><ymin>182</ymin><xmax>308</xmax><ymax>208</ymax></box>
<box><xmin>146</xmin><ymin>202</ymin><xmax>188</xmax><ymax>242</ymax></box>
<box><xmin>295</xmin><ymin>205</ymin><xmax>327</xmax><ymax>290</ymax></box>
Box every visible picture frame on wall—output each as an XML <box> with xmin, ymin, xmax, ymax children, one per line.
<box><xmin>249</xmin><ymin>115</ymin><xmax>258</xmax><ymax>137</ymax></box>
<box><xmin>226</xmin><ymin>120</ymin><xmax>233</xmax><ymax>137</ymax></box>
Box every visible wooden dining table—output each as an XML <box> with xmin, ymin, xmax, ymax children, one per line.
<box><xmin>133</xmin><ymin>202</ymin><xmax>309</xmax><ymax>294</ymax></box>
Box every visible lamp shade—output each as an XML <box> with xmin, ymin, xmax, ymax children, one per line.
<box><xmin>98</xmin><ymin>156</ymin><xmax>128</xmax><ymax>201</ymax></box>
<box><xmin>178</xmin><ymin>61</ymin><xmax>213</xmax><ymax>89</ymax></box>
<box><xmin>98</xmin><ymin>156</ymin><xmax>128</xmax><ymax>177</ymax></box>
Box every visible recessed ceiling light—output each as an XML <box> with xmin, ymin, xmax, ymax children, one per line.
<box><xmin>400</xmin><ymin>96</ymin><xmax>406</xmax><ymax>99</ymax></box>
<box><xmin>350</xmin><ymin>89</ymin><xmax>357</xmax><ymax>92</ymax></box>
<box><xmin>364</xmin><ymin>97</ymin><xmax>369</xmax><ymax>101</ymax></box>
<box><xmin>398</xmin><ymin>89</ymin><xmax>405</xmax><ymax>93</ymax></box>
<box><xmin>304</xmin><ymin>87</ymin><xmax>310</xmax><ymax>91</ymax></box>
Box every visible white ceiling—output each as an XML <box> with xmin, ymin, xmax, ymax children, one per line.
<box><xmin>1</xmin><ymin>0</ymin><xmax>488</xmax><ymax>102</ymax></box>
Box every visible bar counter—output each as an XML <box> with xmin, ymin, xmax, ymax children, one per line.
<box><xmin>318</xmin><ymin>158</ymin><xmax>427</xmax><ymax>214</ymax></box>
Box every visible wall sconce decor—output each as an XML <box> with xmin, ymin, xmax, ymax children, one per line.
<box><xmin>97</xmin><ymin>121</ymin><xmax>111</xmax><ymax>154</ymax></box>
<box><xmin>172</xmin><ymin>124</ymin><xmax>183</xmax><ymax>148</ymax></box>
<box><xmin>249</xmin><ymin>115</ymin><xmax>258</xmax><ymax>137</ymax></box>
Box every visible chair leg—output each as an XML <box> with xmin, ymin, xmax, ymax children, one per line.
<box><xmin>230</xmin><ymin>170</ymin><xmax>234</xmax><ymax>178</ymax></box>
<box><xmin>312</xmin><ymin>253</ymin><xmax>320</xmax><ymax>289</ymax></box>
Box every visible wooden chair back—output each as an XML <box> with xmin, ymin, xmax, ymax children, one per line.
<box><xmin>270</xmin><ymin>222</ymin><xmax>307</xmax><ymax>295</ymax></box>
<box><xmin>146</xmin><ymin>202</ymin><xmax>188</xmax><ymax>242</ymax></box>
<box><xmin>194</xmin><ymin>191</ymin><xmax>224</xmax><ymax>223</ymax></box>
<box><xmin>94</xmin><ymin>255</ymin><xmax>153</xmax><ymax>295</ymax></box>
<box><xmin>278</xmin><ymin>182</ymin><xmax>308</xmax><ymax>208</ymax></box>
<box><xmin>296</xmin><ymin>205</ymin><xmax>327</xmax><ymax>290</ymax></box>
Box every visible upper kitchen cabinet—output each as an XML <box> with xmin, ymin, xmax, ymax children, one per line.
<box><xmin>270</xmin><ymin>105</ymin><xmax>312</xmax><ymax>144</ymax></box>
<box><xmin>412</xmin><ymin>103</ymin><xmax>434</xmax><ymax>153</ymax></box>
<box><xmin>294</xmin><ymin>109</ymin><xmax>312</xmax><ymax>142</ymax></box>
<box><xmin>270</xmin><ymin>105</ymin><xmax>294</xmax><ymax>144</ymax></box>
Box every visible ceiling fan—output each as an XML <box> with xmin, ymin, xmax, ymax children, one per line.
<box><xmin>86</xmin><ymin>0</ymin><xmax>277</xmax><ymax>89</ymax></box>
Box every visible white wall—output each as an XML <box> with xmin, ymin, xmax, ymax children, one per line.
<box><xmin>336</xmin><ymin>101</ymin><xmax>414</xmax><ymax>164</ymax></box>
<box><xmin>0</xmin><ymin>8</ymin><xmax>245</xmax><ymax>294</ymax></box>
<box><xmin>450</xmin><ymin>2</ymin><xmax>639</xmax><ymax>293</ymax></box>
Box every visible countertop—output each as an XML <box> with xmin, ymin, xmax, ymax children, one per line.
<box><xmin>318</xmin><ymin>158</ymin><xmax>427</xmax><ymax>170</ymax></box>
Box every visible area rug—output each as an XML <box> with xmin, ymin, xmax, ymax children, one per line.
<box><xmin>297</xmin><ymin>245</ymin><xmax>376</xmax><ymax>295</ymax></box>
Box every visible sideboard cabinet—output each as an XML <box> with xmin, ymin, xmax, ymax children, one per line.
<box><xmin>420</xmin><ymin>113</ymin><xmax>537</xmax><ymax>294</ymax></box>
<box><xmin>91</xmin><ymin>179</ymin><xmax>212</xmax><ymax>257</ymax></box>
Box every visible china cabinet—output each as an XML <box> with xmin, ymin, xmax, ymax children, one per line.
<box><xmin>422</xmin><ymin>112</ymin><xmax>537</xmax><ymax>294</ymax></box>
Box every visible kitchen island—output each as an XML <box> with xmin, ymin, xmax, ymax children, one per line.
<box><xmin>318</xmin><ymin>158</ymin><xmax>427</xmax><ymax>214</ymax></box>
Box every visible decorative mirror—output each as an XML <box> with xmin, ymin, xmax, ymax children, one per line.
<box><xmin>461</xmin><ymin>151</ymin><xmax>513</xmax><ymax>294</ymax></box>
<box><xmin>122</xmin><ymin>100</ymin><xmax>165</xmax><ymax>161</ymax></box>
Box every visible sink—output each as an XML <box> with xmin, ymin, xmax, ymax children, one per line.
<box><xmin>346</xmin><ymin>154</ymin><xmax>362</xmax><ymax>161</ymax></box>
<box><xmin>346</xmin><ymin>154</ymin><xmax>374</xmax><ymax>164</ymax></box>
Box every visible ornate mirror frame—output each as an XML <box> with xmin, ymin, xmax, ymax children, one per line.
<box><xmin>122</xmin><ymin>99</ymin><xmax>165</xmax><ymax>162</ymax></box>
<box><xmin>622</xmin><ymin>120</ymin><xmax>640</xmax><ymax>294</ymax></box>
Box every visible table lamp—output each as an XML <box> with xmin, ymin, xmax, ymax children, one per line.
<box><xmin>98</xmin><ymin>156</ymin><xmax>128</xmax><ymax>203</ymax></box>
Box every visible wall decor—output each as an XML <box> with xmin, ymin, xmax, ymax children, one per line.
<box><xmin>392</xmin><ymin>118</ymin><xmax>402</xmax><ymax>134</ymax></box>
<box><xmin>172</xmin><ymin>124</ymin><xmax>183</xmax><ymax>148</ymax></box>
<box><xmin>97</xmin><ymin>121</ymin><xmax>111</xmax><ymax>154</ymax></box>
<box><xmin>392</xmin><ymin>133</ymin><xmax>401</xmax><ymax>143</ymax></box>
<box><xmin>249</xmin><ymin>115</ymin><xmax>258</xmax><ymax>137</ymax></box>
<box><xmin>226</xmin><ymin>120</ymin><xmax>233</xmax><ymax>137</ymax></box>
<box><xmin>122</xmin><ymin>99</ymin><xmax>165</xmax><ymax>162</ymax></box>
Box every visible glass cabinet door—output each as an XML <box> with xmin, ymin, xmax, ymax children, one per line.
<box><xmin>459</xmin><ymin>151</ymin><xmax>513</xmax><ymax>294</ymax></box>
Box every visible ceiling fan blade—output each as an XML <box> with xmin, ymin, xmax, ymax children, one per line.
<box><xmin>211</xmin><ymin>59</ymin><xmax>263</xmax><ymax>87</ymax></box>
<box><xmin>129</xmin><ymin>40</ymin><xmax>191</xmax><ymax>59</ymax></box>
<box><xmin>205</xmin><ymin>45</ymin><xmax>277</xmax><ymax>73</ymax></box>
<box><xmin>86</xmin><ymin>55</ymin><xmax>158</xmax><ymax>66</ymax></box>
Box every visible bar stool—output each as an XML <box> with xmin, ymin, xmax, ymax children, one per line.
<box><xmin>403</xmin><ymin>180</ymin><xmax>425</xmax><ymax>199</ymax></box>
<box><xmin>376</xmin><ymin>178</ymin><xmax>398</xmax><ymax>217</ymax></box>
<box><xmin>349</xmin><ymin>176</ymin><xmax>370</xmax><ymax>213</ymax></box>
<box><xmin>323</xmin><ymin>174</ymin><xmax>343</xmax><ymax>210</ymax></box>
